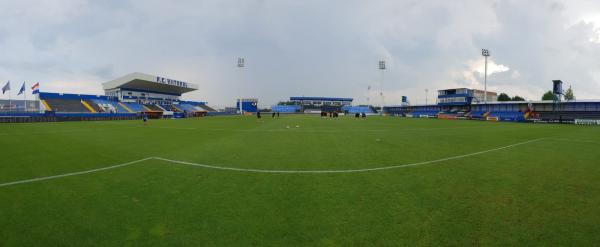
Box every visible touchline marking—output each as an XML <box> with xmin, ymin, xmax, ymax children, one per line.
<box><xmin>0</xmin><ymin>138</ymin><xmax>544</xmax><ymax>187</ymax></box>
<box><xmin>0</xmin><ymin>157</ymin><xmax>153</xmax><ymax>188</ymax></box>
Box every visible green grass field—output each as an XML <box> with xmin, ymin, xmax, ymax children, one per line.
<box><xmin>1</xmin><ymin>115</ymin><xmax>599</xmax><ymax>246</ymax></box>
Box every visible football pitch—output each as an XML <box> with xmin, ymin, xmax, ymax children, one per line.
<box><xmin>1</xmin><ymin>115</ymin><xmax>599</xmax><ymax>246</ymax></box>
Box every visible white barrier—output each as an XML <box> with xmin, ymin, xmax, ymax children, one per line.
<box><xmin>574</xmin><ymin>119</ymin><xmax>600</xmax><ymax>125</ymax></box>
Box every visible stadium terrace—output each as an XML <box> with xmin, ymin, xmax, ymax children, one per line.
<box><xmin>0</xmin><ymin>75</ymin><xmax>600</xmax><ymax>125</ymax></box>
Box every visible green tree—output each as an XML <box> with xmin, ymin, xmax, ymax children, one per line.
<box><xmin>542</xmin><ymin>91</ymin><xmax>558</xmax><ymax>101</ymax></box>
<box><xmin>564</xmin><ymin>86</ymin><xmax>575</xmax><ymax>101</ymax></box>
<box><xmin>511</xmin><ymin>95</ymin><xmax>525</xmax><ymax>101</ymax></box>
<box><xmin>497</xmin><ymin>93</ymin><xmax>511</xmax><ymax>101</ymax></box>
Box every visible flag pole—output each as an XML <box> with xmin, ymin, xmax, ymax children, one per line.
<box><xmin>8</xmin><ymin>81</ymin><xmax>11</xmax><ymax>113</ymax></box>
<box><xmin>24</xmin><ymin>82</ymin><xmax>27</xmax><ymax>112</ymax></box>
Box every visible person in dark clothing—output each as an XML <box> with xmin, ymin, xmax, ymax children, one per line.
<box><xmin>355</xmin><ymin>113</ymin><xmax>360</xmax><ymax>118</ymax></box>
<box><xmin>142</xmin><ymin>112</ymin><xmax>148</xmax><ymax>125</ymax></box>
<box><xmin>272</xmin><ymin>112</ymin><xmax>276</xmax><ymax>118</ymax></box>
<box><xmin>362</xmin><ymin>112</ymin><xmax>366</xmax><ymax>118</ymax></box>
<box><xmin>277</xmin><ymin>112</ymin><xmax>280</xmax><ymax>117</ymax></box>
<box><xmin>257</xmin><ymin>111</ymin><xmax>261</xmax><ymax>119</ymax></box>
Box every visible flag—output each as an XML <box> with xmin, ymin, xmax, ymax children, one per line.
<box><xmin>2</xmin><ymin>81</ymin><xmax>9</xmax><ymax>94</ymax></box>
<box><xmin>18</xmin><ymin>82</ymin><xmax>25</xmax><ymax>95</ymax></box>
<box><xmin>31</xmin><ymin>82</ymin><xmax>39</xmax><ymax>94</ymax></box>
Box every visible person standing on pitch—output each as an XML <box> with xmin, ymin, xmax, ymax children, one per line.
<box><xmin>142</xmin><ymin>112</ymin><xmax>148</xmax><ymax>125</ymax></box>
<box><xmin>257</xmin><ymin>111</ymin><xmax>261</xmax><ymax>119</ymax></box>
<box><xmin>272</xmin><ymin>112</ymin><xmax>276</xmax><ymax>118</ymax></box>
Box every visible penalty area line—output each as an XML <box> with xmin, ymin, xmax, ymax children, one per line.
<box><xmin>0</xmin><ymin>138</ymin><xmax>544</xmax><ymax>187</ymax></box>
<box><xmin>0</xmin><ymin>157</ymin><xmax>153</xmax><ymax>188</ymax></box>
<box><xmin>154</xmin><ymin>138</ymin><xmax>545</xmax><ymax>173</ymax></box>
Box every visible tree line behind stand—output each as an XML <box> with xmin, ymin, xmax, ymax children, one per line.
<box><xmin>496</xmin><ymin>86</ymin><xmax>575</xmax><ymax>102</ymax></box>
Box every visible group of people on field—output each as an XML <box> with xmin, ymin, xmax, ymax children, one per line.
<box><xmin>321</xmin><ymin>111</ymin><xmax>339</xmax><ymax>118</ymax></box>
<box><xmin>256</xmin><ymin>111</ymin><xmax>281</xmax><ymax>119</ymax></box>
<box><xmin>355</xmin><ymin>112</ymin><xmax>367</xmax><ymax>118</ymax></box>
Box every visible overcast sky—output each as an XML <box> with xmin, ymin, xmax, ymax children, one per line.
<box><xmin>1</xmin><ymin>0</ymin><xmax>600</xmax><ymax>107</ymax></box>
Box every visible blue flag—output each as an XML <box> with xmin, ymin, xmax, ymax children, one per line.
<box><xmin>18</xmin><ymin>82</ymin><xmax>25</xmax><ymax>95</ymax></box>
<box><xmin>1</xmin><ymin>81</ymin><xmax>9</xmax><ymax>94</ymax></box>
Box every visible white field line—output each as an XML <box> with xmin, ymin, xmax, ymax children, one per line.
<box><xmin>0</xmin><ymin>158</ymin><xmax>153</xmax><ymax>188</ymax></box>
<box><xmin>0</xmin><ymin>138</ymin><xmax>544</xmax><ymax>188</ymax></box>
<box><xmin>154</xmin><ymin>138</ymin><xmax>544</xmax><ymax>173</ymax></box>
<box><xmin>153</xmin><ymin>126</ymin><xmax>198</xmax><ymax>130</ymax></box>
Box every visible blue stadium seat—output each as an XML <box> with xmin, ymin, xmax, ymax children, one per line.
<box><xmin>92</xmin><ymin>99</ymin><xmax>128</xmax><ymax>113</ymax></box>
<box><xmin>121</xmin><ymin>102</ymin><xmax>145</xmax><ymax>112</ymax></box>
<box><xmin>272</xmin><ymin>105</ymin><xmax>300</xmax><ymax>113</ymax></box>
<box><xmin>488</xmin><ymin>111</ymin><xmax>525</xmax><ymax>121</ymax></box>
<box><xmin>341</xmin><ymin>106</ymin><xmax>373</xmax><ymax>114</ymax></box>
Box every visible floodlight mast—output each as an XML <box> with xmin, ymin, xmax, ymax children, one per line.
<box><xmin>237</xmin><ymin>57</ymin><xmax>245</xmax><ymax>115</ymax></box>
<box><xmin>367</xmin><ymin>85</ymin><xmax>371</xmax><ymax>106</ymax></box>
<box><xmin>378</xmin><ymin>60</ymin><xmax>386</xmax><ymax>116</ymax></box>
<box><xmin>425</xmin><ymin>89</ymin><xmax>429</xmax><ymax>105</ymax></box>
<box><xmin>481</xmin><ymin>49</ymin><xmax>490</xmax><ymax>105</ymax></box>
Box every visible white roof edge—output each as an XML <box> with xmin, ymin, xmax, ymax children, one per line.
<box><xmin>102</xmin><ymin>72</ymin><xmax>199</xmax><ymax>90</ymax></box>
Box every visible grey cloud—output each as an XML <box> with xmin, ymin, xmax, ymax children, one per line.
<box><xmin>1</xmin><ymin>0</ymin><xmax>600</xmax><ymax>105</ymax></box>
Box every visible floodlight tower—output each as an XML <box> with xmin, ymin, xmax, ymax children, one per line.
<box><xmin>425</xmin><ymin>89</ymin><xmax>429</xmax><ymax>105</ymax></box>
<box><xmin>481</xmin><ymin>49</ymin><xmax>490</xmax><ymax>104</ymax></box>
<box><xmin>237</xmin><ymin>57</ymin><xmax>245</xmax><ymax>115</ymax></box>
<box><xmin>378</xmin><ymin>60</ymin><xmax>386</xmax><ymax>116</ymax></box>
<box><xmin>367</xmin><ymin>85</ymin><xmax>371</xmax><ymax>106</ymax></box>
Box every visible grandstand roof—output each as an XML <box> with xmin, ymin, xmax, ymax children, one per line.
<box><xmin>102</xmin><ymin>72</ymin><xmax>199</xmax><ymax>95</ymax></box>
<box><xmin>290</xmin><ymin>96</ymin><xmax>353</xmax><ymax>102</ymax></box>
<box><xmin>472</xmin><ymin>100</ymin><xmax>600</xmax><ymax>104</ymax></box>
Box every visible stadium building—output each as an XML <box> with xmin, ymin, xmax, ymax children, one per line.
<box><xmin>289</xmin><ymin>96</ymin><xmax>353</xmax><ymax>107</ymax></box>
<box><xmin>276</xmin><ymin>96</ymin><xmax>355</xmax><ymax>113</ymax></box>
<box><xmin>102</xmin><ymin>72</ymin><xmax>198</xmax><ymax>105</ymax></box>
<box><xmin>0</xmin><ymin>72</ymin><xmax>218</xmax><ymax>122</ymax></box>
<box><xmin>385</xmin><ymin>86</ymin><xmax>600</xmax><ymax>123</ymax></box>
<box><xmin>437</xmin><ymin>88</ymin><xmax>498</xmax><ymax>107</ymax></box>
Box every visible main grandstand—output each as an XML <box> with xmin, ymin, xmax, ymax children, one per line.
<box><xmin>0</xmin><ymin>73</ymin><xmax>218</xmax><ymax>122</ymax></box>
